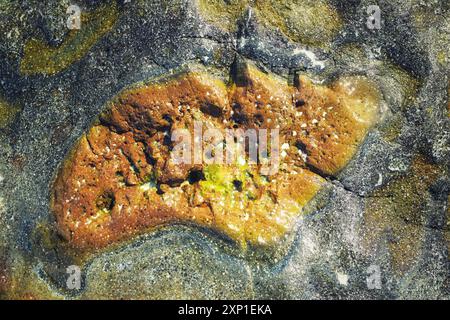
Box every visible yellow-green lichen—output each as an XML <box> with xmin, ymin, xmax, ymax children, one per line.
<box><xmin>20</xmin><ymin>2</ymin><xmax>119</xmax><ymax>76</ymax></box>
<box><xmin>0</xmin><ymin>97</ymin><xmax>20</xmax><ymax>129</ymax></box>
<box><xmin>200</xmin><ymin>163</ymin><xmax>250</xmax><ymax>195</ymax></box>
<box><xmin>253</xmin><ymin>0</ymin><xmax>342</xmax><ymax>47</ymax></box>
<box><xmin>197</xmin><ymin>0</ymin><xmax>247</xmax><ymax>32</ymax></box>
<box><xmin>197</xmin><ymin>0</ymin><xmax>342</xmax><ymax>47</ymax></box>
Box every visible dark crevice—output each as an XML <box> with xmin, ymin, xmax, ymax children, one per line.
<box><xmin>188</xmin><ymin>169</ymin><xmax>205</xmax><ymax>184</ymax></box>
<box><xmin>85</xmin><ymin>133</ymin><xmax>100</xmax><ymax>156</ymax></box>
<box><xmin>295</xmin><ymin>140</ymin><xmax>309</xmax><ymax>156</ymax></box>
<box><xmin>231</xmin><ymin>103</ymin><xmax>249</xmax><ymax>125</ymax></box>
<box><xmin>120</xmin><ymin>148</ymin><xmax>141</xmax><ymax>175</ymax></box>
<box><xmin>96</xmin><ymin>191</ymin><xmax>115</xmax><ymax>211</ymax></box>
<box><xmin>233</xmin><ymin>179</ymin><xmax>243</xmax><ymax>192</ymax></box>
<box><xmin>254</xmin><ymin>113</ymin><xmax>264</xmax><ymax>126</ymax></box>
<box><xmin>230</xmin><ymin>56</ymin><xmax>249</xmax><ymax>87</ymax></box>
<box><xmin>200</xmin><ymin>103</ymin><xmax>223</xmax><ymax>118</ymax></box>
<box><xmin>295</xmin><ymin>99</ymin><xmax>306</xmax><ymax>107</ymax></box>
<box><xmin>143</xmin><ymin>147</ymin><xmax>157</xmax><ymax>166</ymax></box>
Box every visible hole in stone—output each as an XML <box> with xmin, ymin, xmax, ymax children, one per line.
<box><xmin>231</xmin><ymin>58</ymin><xmax>248</xmax><ymax>87</ymax></box>
<box><xmin>163</xmin><ymin>132</ymin><xmax>173</xmax><ymax>150</ymax></box>
<box><xmin>188</xmin><ymin>169</ymin><xmax>205</xmax><ymax>184</ymax></box>
<box><xmin>162</xmin><ymin>114</ymin><xmax>173</xmax><ymax>123</ymax></box>
<box><xmin>295</xmin><ymin>140</ymin><xmax>309</xmax><ymax>155</ymax></box>
<box><xmin>233</xmin><ymin>180</ymin><xmax>243</xmax><ymax>192</ymax></box>
<box><xmin>295</xmin><ymin>99</ymin><xmax>305</xmax><ymax>107</ymax></box>
<box><xmin>200</xmin><ymin>103</ymin><xmax>222</xmax><ymax>117</ymax></box>
<box><xmin>232</xmin><ymin>111</ymin><xmax>248</xmax><ymax>125</ymax></box>
<box><xmin>254</xmin><ymin>113</ymin><xmax>264</xmax><ymax>126</ymax></box>
<box><xmin>96</xmin><ymin>191</ymin><xmax>115</xmax><ymax>211</ymax></box>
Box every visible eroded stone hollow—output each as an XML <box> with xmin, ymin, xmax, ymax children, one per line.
<box><xmin>51</xmin><ymin>61</ymin><xmax>381</xmax><ymax>250</ymax></box>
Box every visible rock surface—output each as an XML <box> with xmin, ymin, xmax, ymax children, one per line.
<box><xmin>0</xmin><ymin>0</ymin><xmax>448</xmax><ymax>299</ymax></box>
<box><xmin>51</xmin><ymin>61</ymin><xmax>379</xmax><ymax>251</ymax></box>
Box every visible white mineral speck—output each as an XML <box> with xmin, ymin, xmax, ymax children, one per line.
<box><xmin>336</xmin><ymin>271</ymin><xmax>349</xmax><ymax>286</ymax></box>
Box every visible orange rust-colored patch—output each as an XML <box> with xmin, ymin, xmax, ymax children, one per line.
<box><xmin>51</xmin><ymin>62</ymin><xmax>381</xmax><ymax>250</ymax></box>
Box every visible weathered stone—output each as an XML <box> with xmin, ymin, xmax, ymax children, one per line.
<box><xmin>20</xmin><ymin>2</ymin><xmax>119</xmax><ymax>76</ymax></box>
<box><xmin>51</xmin><ymin>62</ymin><xmax>380</xmax><ymax>250</ymax></box>
<box><xmin>81</xmin><ymin>229</ymin><xmax>253</xmax><ymax>299</ymax></box>
<box><xmin>0</xmin><ymin>97</ymin><xmax>19</xmax><ymax>129</ymax></box>
<box><xmin>0</xmin><ymin>0</ymin><xmax>448</xmax><ymax>300</ymax></box>
<box><xmin>362</xmin><ymin>156</ymin><xmax>447</xmax><ymax>274</ymax></box>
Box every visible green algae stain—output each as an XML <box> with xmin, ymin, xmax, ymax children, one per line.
<box><xmin>20</xmin><ymin>2</ymin><xmax>119</xmax><ymax>76</ymax></box>
<box><xmin>201</xmin><ymin>164</ymin><xmax>234</xmax><ymax>194</ymax></box>
<box><xmin>200</xmin><ymin>163</ymin><xmax>250</xmax><ymax>195</ymax></box>
<box><xmin>197</xmin><ymin>0</ymin><xmax>248</xmax><ymax>32</ymax></box>
<box><xmin>197</xmin><ymin>0</ymin><xmax>342</xmax><ymax>47</ymax></box>
<box><xmin>253</xmin><ymin>0</ymin><xmax>342</xmax><ymax>47</ymax></box>
<box><xmin>0</xmin><ymin>97</ymin><xmax>19</xmax><ymax>129</ymax></box>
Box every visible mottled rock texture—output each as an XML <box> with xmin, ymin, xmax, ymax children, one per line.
<box><xmin>52</xmin><ymin>62</ymin><xmax>379</xmax><ymax>250</ymax></box>
<box><xmin>0</xmin><ymin>0</ymin><xmax>448</xmax><ymax>299</ymax></box>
